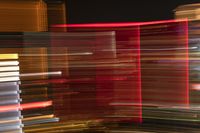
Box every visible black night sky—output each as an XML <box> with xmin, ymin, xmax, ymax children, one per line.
<box><xmin>66</xmin><ymin>0</ymin><xmax>200</xmax><ymax>24</ymax></box>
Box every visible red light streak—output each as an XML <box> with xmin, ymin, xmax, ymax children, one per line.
<box><xmin>52</xmin><ymin>19</ymin><xmax>188</xmax><ymax>28</ymax></box>
<box><xmin>191</xmin><ymin>83</ymin><xmax>200</xmax><ymax>91</ymax></box>
<box><xmin>0</xmin><ymin>101</ymin><xmax>52</xmax><ymax>113</ymax></box>
<box><xmin>21</xmin><ymin>101</ymin><xmax>52</xmax><ymax>110</ymax></box>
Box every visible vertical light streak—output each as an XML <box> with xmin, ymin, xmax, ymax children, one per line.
<box><xmin>136</xmin><ymin>25</ymin><xmax>142</xmax><ymax>123</ymax></box>
<box><xmin>184</xmin><ymin>20</ymin><xmax>190</xmax><ymax>107</ymax></box>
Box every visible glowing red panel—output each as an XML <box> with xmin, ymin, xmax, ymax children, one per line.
<box><xmin>51</xmin><ymin>19</ymin><xmax>189</xmax><ymax>123</ymax></box>
<box><xmin>66</xmin><ymin>24</ymin><xmax>142</xmax><ymax>123</ymax></box>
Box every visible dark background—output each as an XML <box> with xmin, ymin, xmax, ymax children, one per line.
<box><xmin>66</xmin><ymin>0</ymin><xmax>200</xmax><ymax>24</ymax></box>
